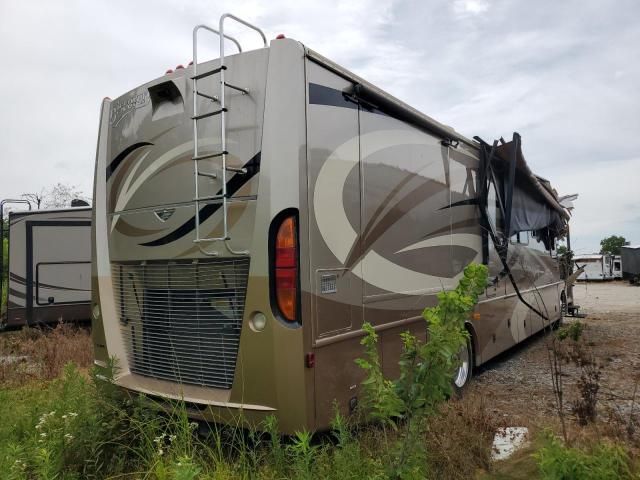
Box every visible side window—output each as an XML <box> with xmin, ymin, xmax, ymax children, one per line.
<box><xmin>510</xmin><ymin>231</ymin><xmax>529</xmax><ymax>245</ymax></box>
<box><xmin>530</xmin><ymin>230</ymin><xmax>553</xmax><ymax>254</ymax></box>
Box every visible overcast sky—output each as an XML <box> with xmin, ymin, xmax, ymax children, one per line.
<box><xmin>1</xmin><ymin>0</ymin><xmax>638</xmax><ymax>253</ymax></box>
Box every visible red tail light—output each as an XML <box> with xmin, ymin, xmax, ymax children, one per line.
<box><xmin>274</xmin><ymin>215</ymin><xmax>298</xmax><ymax>322</ymax></box>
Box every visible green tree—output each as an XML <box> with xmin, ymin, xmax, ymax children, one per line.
<box><xmin>557</xmin><ymin>245</ymin><xmax>568</xmax><ymax>256</ymax></box>
<box><xmin>599</xmin><ymin>235</ymin><xmax>627</xmax><ymax>255</ymax></box>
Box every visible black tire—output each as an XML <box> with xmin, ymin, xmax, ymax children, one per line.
<box><xmin>453</xmin><ymin>335</ymin><xmax>473</xmax><ymax>396</ymax></box>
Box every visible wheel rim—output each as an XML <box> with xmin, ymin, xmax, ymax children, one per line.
<box><xmin>454</xmin><ymin>343</ymin><xmax>470</xmax><ymax>388</ymax></box>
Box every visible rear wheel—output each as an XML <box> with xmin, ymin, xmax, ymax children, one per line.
<box><xmin>453</xmin><ymin>336</ymin><xmax>473</xmax><ymax>394</ymax></box>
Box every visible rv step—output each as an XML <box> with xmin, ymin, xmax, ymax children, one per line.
<box><xmin>196</xmin><ymin>91</ymin><xmax>219</xmax><ymax>102</ymax></box>
<box><xmin>192</xmin><ymin>108</ymin><xmax>227</xmax><ymax>121</ymax></box>
<box><xmin>193</xmin><ymin>236</ymin><xmax>231</xmax><ymax>243</ymax></box>
<box><xmin>224</xmin><ymin>82</ymin><xmax>248</xmax><ymax>95</ymax></box>
<box><xmin>225</xmin><ymin>166</ymin><xmax>247</xmax><ymax>174</ymax></box>
<box><xmin>195</xmin><ymin>194</ymin><xmax>226</xmax><ymax>202</ymax></box>
<box><xmin>193</xmin><ymin>151</ymin><xmax>228</xmax><ymax>161</ymax></box>
<box><xmin>191</xmin><ymin>65</ymin><xmax>227</xmax><ymax>80</ymax></box>
<box><xmin>197</xmin><ymin>171</ymin><xmax>218</xmax><ymax>179</ymax></box>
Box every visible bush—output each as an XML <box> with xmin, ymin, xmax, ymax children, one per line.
<box><xmin>356</xmin><ymin>263</ymin><xmax>488</xmax><ymax>427</ymax></box>
<box><xmin>355</xmin><ymin>263</ymin><xmax>488</xmax><ymax>478</ymax></box>
<box><xmin>534</xmin><ymin>431</ymin><xmax>635</xmax><ymax>480</ymax></box>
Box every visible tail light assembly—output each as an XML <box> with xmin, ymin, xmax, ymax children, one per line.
<box><xmin>271</xmin><ymin>211</ymin><xmax>300</xmax><ymax>325</ymax></box>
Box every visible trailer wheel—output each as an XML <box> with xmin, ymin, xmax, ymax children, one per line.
<box><xmin>453</xmin><ymin>336</ymin><xmax>473</xmax><ymax>394</ymax></box>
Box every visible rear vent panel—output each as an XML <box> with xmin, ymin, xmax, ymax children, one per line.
<box><xmin>112</xmin><ymin>258</ymin><xmax>250</xmax><ymax>389</ymax></box>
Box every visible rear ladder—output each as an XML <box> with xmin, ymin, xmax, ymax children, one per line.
<box><xmin>191</xmin><ymin>14</ymin><xmax>267</xmax><ymax>256</ymax></box>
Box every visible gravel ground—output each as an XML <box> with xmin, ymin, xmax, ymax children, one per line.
<box><xmin>468</xmin><ymin>281</ymin><xmax>640</xmax><ymax>430</ymax></box>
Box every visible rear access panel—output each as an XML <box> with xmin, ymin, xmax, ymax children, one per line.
<box><xmin>314</xmin><ymin>268</ymin><xmax>352</xmax><ymax>337</ymax></box>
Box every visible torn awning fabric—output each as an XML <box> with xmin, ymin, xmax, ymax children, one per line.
<box><xmin>475</xmin><ymin>132</ymin><xmax>570</xmax><ymax>322</ymax></box>
<box><xmin>493</xmin><ymin>138</ymin><xmax>569</xmax><ymax>239</ymax></box>
<box><xmin>510</xmin><ymin>178</ymin><xmax>566</xmax><ymax>237</ymax></box>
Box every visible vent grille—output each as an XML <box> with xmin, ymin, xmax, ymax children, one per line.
<box><xmin>112</xmin><ymin>258</ymin><xmax>250</xmax><ymax>389</ymax></box>
<box><xmin>320</xmin><ymin>274</ymin><xmax>338</xmax><ymax>294</ymax></box>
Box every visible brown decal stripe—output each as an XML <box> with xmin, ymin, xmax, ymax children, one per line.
<box><xmin>345</xmin><ymin>178</ymin><xmax>448</xmax><ymax>270</ymax></box>
<box><xmin>10</xmin><ymin>272</ymin><xmax>87</xmax><ymax>292</ymax></box>
<box><xmin>36</xmin><ymin>283</ymin><xmax>90</xmax><ymax>293</ymax></box>
<box><xmin>422</xmin><ymin>217</ymin><xmax>479</xmax><ymax>240</ymax></box>
<box><xmin>9</xmin><ymin>272</ymin><xmax>26</xmax><ymax>285</ymax></box>
<box><xmin>439</xmin><ymin>197</ymin><xmax>479</xmax><ymax>210</ymax></box>
<box><xmin>139</xmin><ymin>152</ymin><xmax>261</xmax><ymax>247</ymax></box>
<box><xmin>106</xmin><ymin>142</ymin><xmax>154</xmax><ymax>180</ymax></box>
<box><xmin>115</xmin><ymin>218</ymin><xmax>165</xmax><ymax>237</ymax></box>
<box><xmin>9</xmin><ymin>288</ymin><xmax>26</xmax><ymax>300</ymax></box>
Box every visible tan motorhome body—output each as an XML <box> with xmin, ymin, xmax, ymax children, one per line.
<box><xmin>93</xmin><ymin>35</ymin><xmax>565</xmax><ymax>433</ymax></box>
<box><xmin>5</xmin><ymin>208</ymin><xmax>91</xmax><ymax>327</ymax></box>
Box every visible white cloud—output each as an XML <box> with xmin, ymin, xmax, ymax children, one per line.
<box><xmin>0</xmin><ymin>0</ymin><xmax>639</xmax><ymax>252</ymax></box>
<box><xmin>453</xmin><ymin>0</ymin><xmax>490</xmax><ymax>16</ymax></box>
<box><xmin>550</xmin><ymin>156</ymin><xmax>640</xmax><ymax>254</ymax></box>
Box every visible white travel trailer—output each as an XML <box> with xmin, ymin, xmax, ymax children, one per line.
<box><xmin>2</xmin><ymin>207</ymin><xmax>92</xmax><ymax>328</ymax></box>
<box><xmin>611</xmin><ymin>255</ymin><xmax>622</xmax><ymax>279</ymax></box>
<box><xmin>574</xmin><ymin>254</ymin><xmax>612</xmax><ymax>281</ymax></box>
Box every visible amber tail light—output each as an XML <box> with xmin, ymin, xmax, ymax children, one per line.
<box><xmin>273</xmin><ymin>215</ymin><xmax>299</xmax><ymax>323</ymax></box>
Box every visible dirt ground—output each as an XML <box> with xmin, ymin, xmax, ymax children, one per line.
<box><xmin>469</xmin><ymin>280</ymin><xmax>640</xmax><ymax>434</ymax></box>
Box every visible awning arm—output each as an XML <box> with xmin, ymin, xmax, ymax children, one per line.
<box><xmin>503</xmin><ymin>132</ymin><xmax>520</xmax><ymax>238</ymax></box>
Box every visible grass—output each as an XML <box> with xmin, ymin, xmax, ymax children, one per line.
<box><xmin>534</xmin><ymin>431</ymin><xmax>635</xmax><ymax>480</ymax></box>
<box><xmin>0</xmin><ymin>322</ymin><xmax>638</xmax><ymax>479</ymax></box>
<box><xmin>0</xmin><ymin>363</ymin><xmax>499</xmax><ymax>479</ymax></box>
<box><xmin>481</xmin><ymin>447</ymin><xmax>541</xmax><ymax>480</ymax></box>
<box><xmin>0</xmin><ymin>323</ymin><xmax>93</xmax><ymax>386</ymax></box>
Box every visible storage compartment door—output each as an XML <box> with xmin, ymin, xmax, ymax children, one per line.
<box><xmin>36</xmin><ymin>262</ymin><xmax>91</xmax><ymax>305</ymax></box>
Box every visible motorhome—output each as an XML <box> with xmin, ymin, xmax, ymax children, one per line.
<box><xmin>2</xmin><ymin>207</ymin><xmax>91</xmax><ymax>328</ymax></box>
<box><xmin>574</xmin><ymin>254</ymin><xmax>612</xmax><ymax>281</ymax></box>
<box><xmin>92</xmin><ymin>14</ymin><xmax>571</xmax><ymax>433</ymax></box>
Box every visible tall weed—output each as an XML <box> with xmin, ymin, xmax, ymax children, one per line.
<box><xmin>355</xmin><ymin>263</ymin><xmax>488</xmax><ymax>478</ymax></box>
<box><xmin>535</xmin><ymin>431</ymin><xmax>635</xmax><ymax>480</ymax></box>
<box><xmin>0</xmin><ymin>324</ymin><xmax>92</xmax><ymax>386</ymax></box>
